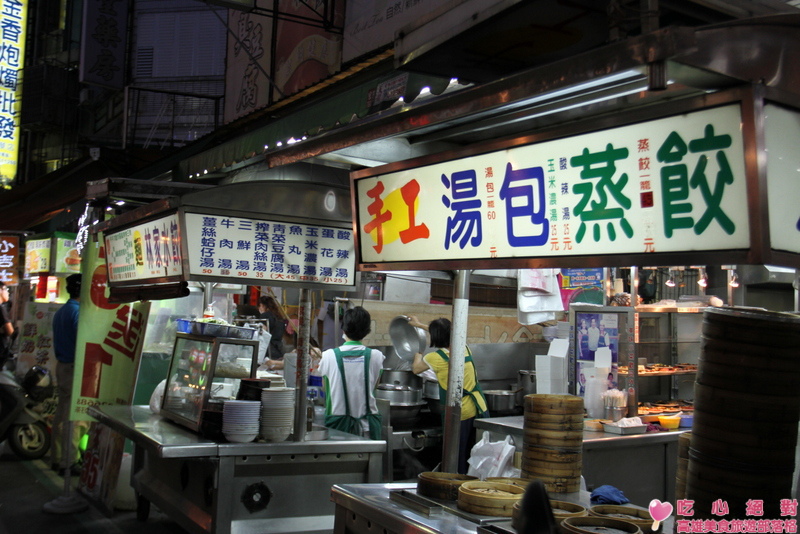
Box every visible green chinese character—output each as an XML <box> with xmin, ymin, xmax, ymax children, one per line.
<box><xmin>657</xmin><ymin>125</ymin><xmax>735</xmax><ymax>238</ymax></box>
<box><xmin>570</xmin><ymin>144</ymin><xmax>633</xmax><ymax>242</ymax></box>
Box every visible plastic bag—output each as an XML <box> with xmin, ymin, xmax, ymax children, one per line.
<box><xmin>149</xmin><ymin>379</ymin><xmax>166</xmax><ymax>414</ymax></box>
<box><xmin>467</xmin><ymin>431</ymin><xmax>520</xmax><ymax>479</ymax></box>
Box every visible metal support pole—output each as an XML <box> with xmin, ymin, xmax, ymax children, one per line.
<box><xmin>442</xmin><ymin>270</ymin><xmax>470</xmax><ymax>474</ymax></box>
<box><xmin>292</xmin><ymin>288</ymin><xmax>312</xmax><ymax>441</ymax></box>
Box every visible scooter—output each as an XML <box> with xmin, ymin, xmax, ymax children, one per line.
<box><xmin>0</xmin><ymin>366</ymin><xmax>53</xmax><ymax>460</ymax></box>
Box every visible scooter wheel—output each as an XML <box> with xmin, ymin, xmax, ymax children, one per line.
<box><xmin>7</xmin><ymin>421</ymin><xmax>51</xmax><ymax>460</ymax></box>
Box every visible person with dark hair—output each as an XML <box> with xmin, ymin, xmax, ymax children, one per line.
<box><xmin>317</xmin><ymin>306</ymin><xmax>385</xmax><ymax>439</ymax></box>
<box><xmin>0</xmin><ymin>282</ymin><xmax>14</xmax><ymax>370</ymax></box>
<box><xmin>51</xmin><ymin>274</ymin><xmax>83</xmax><ymax>476</ymax></box>
<box><xmin>409</xmin><ymin>315</ymin><xmax>489</xmax><ymax>474</ymax></box>
<box><xmin>258</xmin><ymin>295</ymin><xmax>286</xmax><ymax>360</ymax></box>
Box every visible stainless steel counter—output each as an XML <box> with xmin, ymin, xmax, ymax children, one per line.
<box><xmin>475</xmin><ymin>416</ymin><xmax>689</xmax><ymax>506</ymax></box>
<box><xmin>89</xmin><ymin>405</ymin><xmax>386</xmax><ymax>534</ymax></box>
<box><xmin>331</xmin><ymin>482</ymin><xmax>516</xmax><ymax>534</ymax></box>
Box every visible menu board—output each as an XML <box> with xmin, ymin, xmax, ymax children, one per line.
<box><xmin>184</xmin><ymin>212</ymin><xmax>355</xmax><ymax>286</ymax></box>
<box><xmin>24</xmin><ymin>236</ymin><xmax>52</xmax><ymax>276</ymax></box>
<box><xmin>104</xmin><ymin>214</ymin><xmax>183</xmax><ymax>284</ymax></box>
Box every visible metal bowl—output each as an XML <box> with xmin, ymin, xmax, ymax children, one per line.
<box><xmin>388</xmin><ymin>316</ymin><xmax>427</xmax><ymax>361</ymax></box>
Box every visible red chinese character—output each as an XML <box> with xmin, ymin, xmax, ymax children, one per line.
<box><xmin>639</xmin><ymin>157</ymin><xmax>650</xmax><ymax>171</ymax></box>
<box><xmin>712</xmin><ymin>499</ymin><xmax>730</xmax><ymax>517</ymax></box>
<box><xmin>485</xmin><ymin>167</ymin><xmax>493</xmax><ymax>178</ymax></box>
<box><xmin>104</xmin><ymin>306</ymin><xmax>144</xmax><ymax>361</ymax></box>
<box><xmin>677</xmin><ymin>500</ymin><xmax>695</xmax><ymax>517</ymax></box>
<box><xmin>746</xmin><ymin>500</ymin><xmax>764</xmax><ymax>517</ymax></box>
<box><xmin>780</xmin><ymin>499</ymin><xmax>799</xmax><ymax>517</ymax></box>
<box><xmin>638</xmin><ymin>138</ymin><xmax>650</xmax><ymax>152</ymax></box>
<box><xmin>363</xmin><ymin>181</ymin><xmax>392</xmax><ymax>253</ymax></box>
<box><xmin>640</xmin><ymin>180</ymin><xmax>651</xmax><ymax>191</ymax></box>
<box><xmin>398</xmin><ymin>179</ymin><xmax>430</xmax><ymax>244</ymax></box>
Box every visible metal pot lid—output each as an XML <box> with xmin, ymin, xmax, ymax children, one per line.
<box><xmin>377</xmin><ymin>383</ymin><xmax>416</xmax><ymax>391</ymax></box>
<box><xmin>388</xmin><ymin>315</ymin><xmax>427</xmax><ymax>361</ymax></box>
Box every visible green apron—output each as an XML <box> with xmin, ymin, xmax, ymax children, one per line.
<box><xmin>435</xmin><ymin>347</ymin><xmax>490</xmax><ymax>419</ymax></box>
<box><xmin>324</xmin><ymin>347</ymin><xmax>383</xmax><ymax>439</ymax></box>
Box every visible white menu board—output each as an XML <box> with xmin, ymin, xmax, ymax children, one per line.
<box><xmin>184</xmin><ymin>213</ymin><xmax>355</xmax><ymax>286</ymax></box>
<box><xmin>105</xmin><ymin>214</ymin><xmax>183</xmax><ymax>283</ymax></box>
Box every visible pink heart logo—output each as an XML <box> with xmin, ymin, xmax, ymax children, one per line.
<box><xmin>649</xmin><ymin>499</ymin><xmax>673</xmax><ymax>522</ymax></box>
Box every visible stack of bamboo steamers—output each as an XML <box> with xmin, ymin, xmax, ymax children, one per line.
<box><xmin>521</xmin><ymin>394</ymin><xmax>584</xmax><ymax>493</ymax></box>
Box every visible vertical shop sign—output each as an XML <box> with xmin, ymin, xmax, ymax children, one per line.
<box><xmin>0</xmin><ymin>234</ymin><xmax>18</xmax><ymax>284</ymax></box>
<box><xmin>0</xmin><ymin>0</ymin><xmax>27</xmax><ymax>188</ymax></box>
<box><xmin>223</xmin><ymin>9</ymin><xmax>272</xmax><ymax>124</ymax></box>
<box><xmin>354</xmin><ymin>104</ymin><xmax>750</xmax><ymax>265</ymax></box>
<box><xmin>71</xmin><ymin>235</ymin><xmax>151</xmax><ymax>421</ymax></box>
<box><xmin>15</xmin><ymin>301</ymin><xmax>60</xmax><ymax>378</ymax></box>
<box><xmin>79</xmin><ymin>0</ymin><xmax>128</xmax><ymax>89</ymax></box>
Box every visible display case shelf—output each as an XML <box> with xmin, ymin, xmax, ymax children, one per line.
<box><xmin>160</xmin><ymin>333</ymin><xmax>259</xmax><ymax>433</ymax></box>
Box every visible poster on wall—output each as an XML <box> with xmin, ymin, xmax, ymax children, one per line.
<box><xmin>560</xmin><ymin>268</ymin><xmax>604</xmax><ymax>308</ymax></box>
<box><xmin>574</xmin><ymin>310</ymin><xmax>619</xmax><ymax>396</ymax></box>
<box><xmin>273</xmin><ymin>0</ymin><xmax>344</xmax><ymax>99</ymax></box>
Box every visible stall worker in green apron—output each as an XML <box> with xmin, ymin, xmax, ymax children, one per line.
<box><xmin>318</xmin><ymin>307</ymin><xmax>385</xmax><ymax>439</ymax></box>
<box><xmin>409</xmin><ymin>316</ymin><xmax>489</xmax><ymax>474</ymax></box>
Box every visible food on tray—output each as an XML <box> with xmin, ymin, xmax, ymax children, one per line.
<box><xmin>473</xmin><ymin>488</ymin><xmax>516</xmax><ymax>495</ymax></box>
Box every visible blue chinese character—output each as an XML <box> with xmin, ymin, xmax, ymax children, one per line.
<box><xmin>441</xmin><ymin>170</ymin><xmax>482</xmax><ymax>249</ymax></box>
<box><xmin>499</xmin><ymin>163</ymin><xmax>548</xmax><ymax>247</ymax></box>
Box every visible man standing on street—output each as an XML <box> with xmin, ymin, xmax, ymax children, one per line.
<box><xmin>51</xmin><ymin>274</ymin><xmax>83</xmax><ymax>476</ymax></box>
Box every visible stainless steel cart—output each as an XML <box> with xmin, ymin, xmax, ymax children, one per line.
<box><xmin>89</xmin><ymin>405</ymin><xmax>385</xmax><ymax>534</ymax></box>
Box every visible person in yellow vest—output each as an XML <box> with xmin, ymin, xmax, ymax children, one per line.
<box><xmin>409</xmin><ymin>316</ymin><xmax>489</xmax><ymax>474</ymax></box>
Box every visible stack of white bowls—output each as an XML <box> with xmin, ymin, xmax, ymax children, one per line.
<box><xmin>260</xmin><ymin>387</ymin><xmax>295</xmax><ymax>442</ymax></box>
<box><xmin>222</xmin><ymin>400</ymin><xmax>261</xmax><ymax>443</ymax></box>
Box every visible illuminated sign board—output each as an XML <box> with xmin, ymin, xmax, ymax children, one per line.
<box><xmin>0</xmin><ymin>0</ymin><xmax>28</xmax><ymax>188</ymax></box>
<box><xmin>104</xmin><ymin>214</ymin><xmax>183</xmax><ymax>284</ymax></box>
<box><xmin>354</xmin><ymin>104</ymin><xmax>751</xmax><ymax>267</ymax></box>
<box><xmin>0</xmin><ymin>235</ymin><xmax>19</xmax><ymax>284</ymax></box>
<box><xmin>184</xmin><ymin>212</ymin><xmax>355</xmax><ymax>287</ymax></box>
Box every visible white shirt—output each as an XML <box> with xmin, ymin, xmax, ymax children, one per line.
<box><xmin>318</xmin><ymin>342</ymin><xmax>385</xmax><ymax>428</ymax></box>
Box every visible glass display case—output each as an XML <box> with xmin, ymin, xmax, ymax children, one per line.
<box><xmin>160</xmin><ymin>333</ymin><xmax>259</xmax><ymax>432</ymax></box>
<box><xmin>621</xmin><ymin>307</ymin><xmax>702</xmax><ymax>414</ymax></box>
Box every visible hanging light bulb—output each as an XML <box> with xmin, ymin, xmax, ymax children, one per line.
<box><xmin>729</xmin><ymin>270</ymin><xmax>740</xmax><ymax>288</ymax></box>
<box><xmin>697</xmin><ymin>267</ymin><xmax>708</xmax><ymax>288</ymax></box>
<box><xmin>665</xmin><ymin>270</ymin><xmax>676</xmax><ymax>288</ymax></box>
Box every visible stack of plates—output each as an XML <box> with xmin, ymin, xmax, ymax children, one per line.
<box><xmin>222</xmin><ymin>400</ymin><xmax>261</xmax><ymax>443</ymax></box>
<box><xmin>260</xmin><ymin>387</ymin><xmax>295</xmax><ymax>442</ymax></box>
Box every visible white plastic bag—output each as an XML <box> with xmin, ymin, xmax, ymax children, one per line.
<box><xmin>467</xmin><ymin>431</ymin><xmax>520</xmax><ymax>479</ymax></box>
<box><xmin>149</xmin><ymin>379</ymin><xmax>166</xmax><ymax>414</ymax></box>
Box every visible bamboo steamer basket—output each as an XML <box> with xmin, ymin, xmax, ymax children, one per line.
<box><xmin>523</xmin><ymin>445</ymin><xmax>583</xmax><ymax>464</ymax></box>
<box><xmin>524</xmin><ymin>412</ymin><xmax>585</xmax><ymax>425</ymax></box>
<box><xmin>457</xmin><ymin>481</ymin><xmax>524</xmax><ymax>517</ymax></box>
<box><xmin>525</xmin><ymin>394</ymin><xmax>584</xmax><ymax>414</ymax></box>
<box><xmin>560</xmin><ymin>515</ymin><xmax>643</xmax><ymax>534</ymax></box>
<box><xmin>589</xmin><ymin>505</ymin><xmax>660</xmax><ymax>534</ymax></box>
<box><xmin>550</xmin><ymin>500</ymin><xmax>589</xmax><ymax>524</ymax></box>
<box><xmin>417</xmin><ymin>472</ymin><xmax>477</xmax><ymax>501</ymax></box>
<box><xmin>521</xmin><ymin>472</ymin><xmax>581</xmax><ymax>493</ymax></box>
<box><xmin>523</xmin><ymin>463</ymin><xmax>582</xmax><ymax>478</ymax></box>
<box><xmin>486</xmin><ymin>477</ymin><xmax>532</xmax><ymax>489</ymax></box>
<box><xmin>523</xmin><ymin>429</ymin><xmax>583</xmax><ymax>448</ymax></box>
<box><xmin>512</xmin><ymin>498</ymin><xmax>587</xmax><ymax>531</ymax></box>
<box><xmin>525</xmin><ymin>417</ymin><xmax>585</xmax><ymax>431</ymax></box>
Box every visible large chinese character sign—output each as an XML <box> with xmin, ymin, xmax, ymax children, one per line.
<box><xmin>354</xmin><ymin>105</ymin><xmax>749</xmax><ymax>266</ymax></box>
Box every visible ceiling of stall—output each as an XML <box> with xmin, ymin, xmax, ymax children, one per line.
<box><xmin>282</xmin><ymin>9</ymin><xmax>800</xmax><ymax>174</ymax></box>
